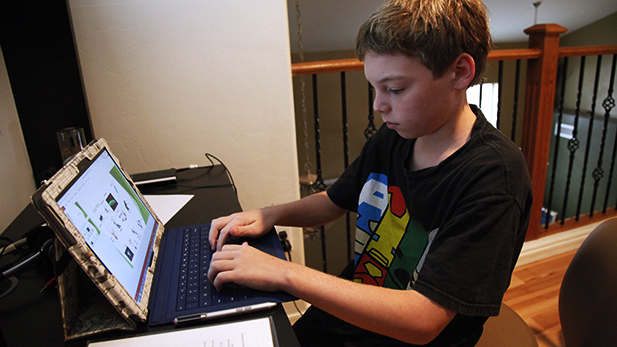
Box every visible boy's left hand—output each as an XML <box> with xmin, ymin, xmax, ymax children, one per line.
<box><xmin>207</xmin><ymin>242</ymin><xmax>288</xmax><ymax>292</ymax></box>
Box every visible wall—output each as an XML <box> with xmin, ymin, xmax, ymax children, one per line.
<box><xmin>0</xmin><ymin>47</ymin><xmax>37</xmax><ymax>233</ymax></box>
<box><xmin>561</xmin><ymin>12</ymin><xmax>617</xmax><ymax>47</ymax></box>
<box><xmin>66</xmin><ymin>0</ymin><xmax>303</xmax><ymax>261</ymax></box>
<box><xmin>559</xmin><ymin>12</ymin><xmax>617</xmax><ymax>113</ymax></box>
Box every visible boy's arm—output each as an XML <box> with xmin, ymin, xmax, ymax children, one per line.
<box><xmin>208</xmin><ymin>242</ymin><xmax>456</xmax><ymax>345</ymax></box>
<box><xmin>286</xmin><ymin>261</ymin><xmax>457</xmax><ymax>345</ymax></box>
<box><xmin>209</xmin><ymin>191</ymin><xmax>347</xmax><ymax>251</ymax></box>
<box><xmin>208</xmin><ymin>192</ymin><xmax>455</xmax><ymax>345</ymax></box>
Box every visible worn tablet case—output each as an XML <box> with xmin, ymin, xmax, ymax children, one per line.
<box><xmin>32</xmin><ymin>138</ymin><xmax>161</xmax><ymax>340</ymax></box>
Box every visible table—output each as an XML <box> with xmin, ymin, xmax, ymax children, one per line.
<box><xmin>0</xmin><ymin>165</ymin><xmax>300</xmax><ymax>346</ymax></box>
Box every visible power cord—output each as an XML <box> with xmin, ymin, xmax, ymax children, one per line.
<box><xmin>168</xmin><ymin>153</ymin><xmax>238</xmax><ymax>194</ymax></box>
<box><xmin>277</xmin><ymin>230</ymin><xmax>306</xmax><ymax>317</ymax></box>
<box><xmin>278</xmin><ymin>230</ymin><xmax>292</xmax><ymax>261</ymax></box>
<box><xmin>204</xmin><ymin>153</ymin><xmax>237</xmax><ymax>196</ymax></box>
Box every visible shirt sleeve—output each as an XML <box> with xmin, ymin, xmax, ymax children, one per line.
<box><xmin>413</xmin><ymin>191</ymin><xmax>527</xmax><ymax>316</ymax></box>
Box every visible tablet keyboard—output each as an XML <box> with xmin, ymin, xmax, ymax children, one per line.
<box><xmin>175</xmin><ymin>225</ymin><xmax>253</xmax><ymax>311</ymax></box>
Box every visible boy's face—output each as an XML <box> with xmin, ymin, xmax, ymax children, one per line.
<box><xmin>364</xmin><ymin>51</ymin><xmax>459</xmax><ymax>140</ymax></box>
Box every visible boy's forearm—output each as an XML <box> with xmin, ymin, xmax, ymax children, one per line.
<box><xmin>261</xmin><ymin>191</ymin><xmax>347</xmax><ymax>228</ymax></box>
<box><xmin>279</xmin><ymin>260</ymin><xmax>455</xmax><ymax>345</ymax></box>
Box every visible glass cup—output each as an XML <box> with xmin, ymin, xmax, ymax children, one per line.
<box><xmin>56</xmin><ymin>127</ymin><xmax>86</xmax><ymax>164</ymax></box>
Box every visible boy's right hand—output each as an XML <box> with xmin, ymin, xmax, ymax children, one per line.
<box><xmin>209</xmin><ymin>209</ymin><xmax>273</xmax><ymax>251</ymax></box>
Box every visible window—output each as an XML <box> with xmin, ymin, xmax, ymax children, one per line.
<box><xmin>467</xmin><ymin>83</ymin><xmax>499</xmax><ymax>128</ymax></box>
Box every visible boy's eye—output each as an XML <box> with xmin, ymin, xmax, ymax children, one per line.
<box><xmin>388</xmin><ymin>87</ymin><xmax>403</xmax><ymax>95</ymax></box>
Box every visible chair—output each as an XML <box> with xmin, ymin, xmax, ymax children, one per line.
<box><xmin>558</xmin><ymin>218</ymin><xmax>617</xmax><ymax>347</ymax></box>
<box><xmin>475</xmin><ymin>302</ymin><xmax>538</xmax><ymax>347</ymax></box>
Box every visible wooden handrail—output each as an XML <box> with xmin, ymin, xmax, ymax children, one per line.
<box><xmin>559</xmin><ymin>45</ymin><xmax>617</xmax><ymax>57</ymax></box>
<box><xmin>291</xmin><ymin>46</ymin><xmax>617</xmax><ymax>76</ymax></box>
<box><xmin>292</xmin><ymin>59</ymin><xmax>363</xmax><ymax>76</ymax></box>
<box><xmin>290</xmin><ymin>46</ymin><xmax>617</xmax><ymax>77</ymax></box>
<box><xmin>291</xmin><ymin>49</ymin><xmax>544</xmax><ymax>76</ymax></box>
<box><xmin>488</xmin><ymin>48</ymin><xmax>542</xmax><ymax>61</ymax></box>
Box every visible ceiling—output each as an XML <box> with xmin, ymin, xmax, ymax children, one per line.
<box><xmin>287</xmin><ymin>0</ymin><xmax>617</xmax><ymax>54</ymax></box>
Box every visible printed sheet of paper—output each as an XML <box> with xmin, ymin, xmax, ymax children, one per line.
<box><xmin>88</xmin><ymin>317</ymin><xmax>275</xmax><ymax>347</ymax></box>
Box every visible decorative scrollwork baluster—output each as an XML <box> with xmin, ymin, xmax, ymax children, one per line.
<box><xmin>365</xmin><ymin>83</ymin><xmax>377</xmax><ymax>139</ymax></box>
<box><xmin>602</xmin><ymin>54</ymin><xmax>617</xmax><ymax>212</ymax></box>
<box><xmin>589</xmin><ymin>55</ymin><xmax>607</xmax><ymax>217</ymax></box>
<box><xmin>562</xmin><ymin>56</ymin><xmax>586</xmax><ymax>223</ymax></box>
<box><xmin>575</xmin><ymin>55</ymin><xmax>601</xmax><ymax>218</ymax></box>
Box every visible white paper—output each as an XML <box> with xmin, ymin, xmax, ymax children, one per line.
<box><xmin>144</xmin><ymin>194</ymin><xmax>193</xmax><ymax>225</ymax></box>
<box><xmin>88</xmin><ymin>317</ymin><xmax>275</xmax><ymax>347</ymax></box>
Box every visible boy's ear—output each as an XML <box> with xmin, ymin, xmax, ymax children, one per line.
<box><xmin>451</xmin><ymin>53</ymin><xmax>476</xmax><ymax>90</ymax></box>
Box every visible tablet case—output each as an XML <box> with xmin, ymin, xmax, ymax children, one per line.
<box><xmin>31</xmin><ymin>138</ymin><xmax>163</xmax><ymax>340</ymax></box>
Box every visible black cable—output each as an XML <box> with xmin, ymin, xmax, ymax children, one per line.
<box><xmin>0</xmin><ymin>236</ymin><xmax>14</xmax><ymax>263</ymax></box>
<box><xmin>0</xmin><ymin>247</ymin><xmax>34</xmax><ymax>274</ymax></box>
<box><xmin>278</xmin><ymin>232</ymin><xmax>302</xmax><ymax>317</ymax></box>
<box><xmin>204</xmin><ymin>153</ymin><xmax>237</xmax><ymax>196</ymax></box>
<box><xmin>148</xmin><ymin>153</ymin><xmax>236</xmax><ymax>193</ymax></box>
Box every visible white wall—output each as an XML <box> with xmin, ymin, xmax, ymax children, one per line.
<box><xmin>66</xmin><ymin>0</ymin><xmax>303</xmax><ymax>261</ymax></box>
<box><xmin>0</xmin><ymin>47</ymin><xmax>37</xmax><ymax>233</ymax></box>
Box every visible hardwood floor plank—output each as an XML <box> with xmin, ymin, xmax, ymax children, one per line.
<box><xmin>502</xmin><ymin>250</ymin><xmax>577</xmax><ymax>347</ymax></box>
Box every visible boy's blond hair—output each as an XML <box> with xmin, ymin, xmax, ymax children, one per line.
<box><xmin>356</xmin><ymin>0</ymin><xmax>492</xmax><ymax>87</ymax></box>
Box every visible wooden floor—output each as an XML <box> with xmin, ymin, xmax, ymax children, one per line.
<box><xmin>503</xmin><ymin>249</ymin><xmax>577</xmax><ymax>347</ymax></box>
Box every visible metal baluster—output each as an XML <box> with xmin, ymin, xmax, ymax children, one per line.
<box><xmin>311</xmin><ymin>74</ymin><xmax>328</xmax><ymax>273</ymax></box>
<box><xmin>340</xmin><ymin>71</ymin><xmax>352</xmax><ymax>262</ymax></box>
<box><xmin>602</xmin><ymin>54</ymin><xmax>617</xmax><ymax>212</ymax></box>
<box><xmin>365</xmin><ymin>83</ymin><xmax>377</xmax><ymax>139</ymax></box>
<box><xmin>478</xmin><ymin>82</ymin><xmax>483</xmax><ymax>109</ymax></box>
<box><xmin>496</xmin><ymin>61</ymin><xmax>503</xmax><ymax>130</ymax></box>
<box><xmin>562</xmin><ymin>56</ymin><xmax>586</xmax><ymax>223</ymax></box>
<box><xmin>589</xmin><ymin>55</ymin><xmax>607</xmax><ymax>217</ymax></box>
<box><xmin>341</xmin><ymin>72</ymin><xmax>350</xmax><ymax>169</ymax></box>
<box><xmin>511</xmin><ymin>59</ymin><xmax>521</xmax><ymax>141</ymax></box>
<box><xmin>576</xmin><ymin>56</ymin><xmax>602</xmax><ymax>218</ymax></box>
<box><xmin>311</xmin><ymin>74</ymin><xmax>327</xmax><ymax>193</ymax></box>
<box><xmin>546</xmin><ymin>57</ymin><xmax>569</xmax><ymax>229</ymax></box>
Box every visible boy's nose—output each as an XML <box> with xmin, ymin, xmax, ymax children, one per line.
<box><xmin>373</xmin><ymin>94</ymin><xmax>391</xmax><ymax>114</ymax></box>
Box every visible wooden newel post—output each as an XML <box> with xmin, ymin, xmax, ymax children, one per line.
<box><xmin>521</xmin><ymin>24</ymin><xmax>568</xmax><ymax>240</ymax></box>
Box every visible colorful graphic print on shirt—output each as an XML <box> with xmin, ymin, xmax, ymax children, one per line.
<box><xmin>352</xmin><ymin>173</ymin><xmax>438</xmax><ymax>290</ymax></box>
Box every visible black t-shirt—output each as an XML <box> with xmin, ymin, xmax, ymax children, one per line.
<box><xmin>325</xmin><ymin>106</ymin><xmax>533</xmax><ymax>345</ymax></box>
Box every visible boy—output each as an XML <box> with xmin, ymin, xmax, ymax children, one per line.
<box><xmin>207</xmin><ymin>0</ymin><xmax>533</xmax><ymax>345</ymax></box>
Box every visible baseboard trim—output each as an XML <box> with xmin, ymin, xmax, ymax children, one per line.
<box><xmin>515</xmin><ymin>221</ymin><xmax>602</xmax><ymax>267</ymax></box>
